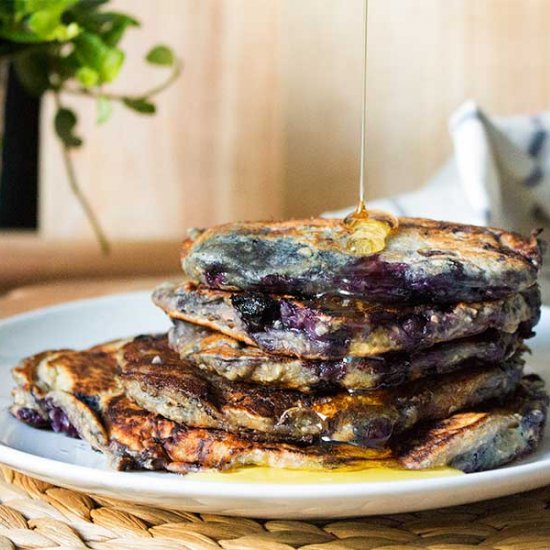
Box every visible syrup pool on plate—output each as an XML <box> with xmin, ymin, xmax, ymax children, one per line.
<box><xmin>186</xmin><ymin>464</ymin><xmax>463</xmax><ymax>484</ymax></box>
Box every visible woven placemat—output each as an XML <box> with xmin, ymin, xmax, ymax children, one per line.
<box><xmin>0</xmin><ymin>467</ymin><xmax>548</xmax><ymax>550</ymax></box>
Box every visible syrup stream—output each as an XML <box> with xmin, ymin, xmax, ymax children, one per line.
<box><xmin>344</xmin><ymin>0</ymin><xmax>399</xmax><ymax>255</ymax></box>
<box><xmin>358</xmin><ymin>0</ymin><xmax>369</xmax><ymax>210</ymax></box>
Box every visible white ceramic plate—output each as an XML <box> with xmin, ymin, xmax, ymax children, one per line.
<box><xmin>0</xmin><ymin>292</ymin><xmax>549</xmax><ymax>519</ymax></box>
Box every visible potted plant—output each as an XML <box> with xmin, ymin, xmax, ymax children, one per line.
<box><xmin>0</xmin><ymin>0</ymin><xmax>180</xmax><ymax>252</ymax></box>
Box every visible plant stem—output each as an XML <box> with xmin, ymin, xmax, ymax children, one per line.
<box><xmin>138</xmin><ymin>60</ymin><xmax>182</xmax><ymax>98</ymax></box>
<box><xmin>62</xmin><ymin>60</ymin><xmax>182</xmax><ymax>101</ymax></box>
<box><xmin>53</xmin><ymin>92</ymin><xmax>110</xmax><ymax>254</ymax></box>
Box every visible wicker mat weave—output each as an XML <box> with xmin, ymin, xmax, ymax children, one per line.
<box><xmin>0</xmin><ymin>467</ymin><xmax>548</xmax><ymax>550</ymax></box>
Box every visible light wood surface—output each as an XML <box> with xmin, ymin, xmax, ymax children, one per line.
<box><xmin>40</xmin><ymin>0</ymin><xmax>284</xmax><ymax>240</ymax></box>
<box><xmin>0</xmin><ymin>232</ymin><xmax>181</xmax><ymax>291</ymax></box>
<box><xmin>32</xmin><ymin>1</ymin><xmax>550</xmax><ymax>232</ymax></box>
<box><xmin>0</xmin><ymin>277</ymin><xmax>165</xmax><ymax>318</ymax></box>
<box><xmin>284</xmin><ymin>0</ymin><xmax>550</xmax><ymax>216</ymax></box>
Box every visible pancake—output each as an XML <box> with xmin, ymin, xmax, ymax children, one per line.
<box><xmin>104</xmin><ymin>394</ymin><xmax>388</xmax><ymax>473</ymax></box>
<box><xmin>118</xmin><ymin>334</ymin><xmax>524</xmax><ymax>448</ymax></box>
<box><xmin>169</xmin><ymin>321</ymin><xmax>525</xmax><ymax>392</ymax></box>
<box><xmin>11</xmin><ymin>341</ymin><xmax>125</xmax><ymax>448</ymax></box>
<box><xmin>10</xmin><ymin>340</ymin><xmax>547</xmax><ymax>473</ymax></box>
<box><xmin>153</xmin><ymin>280</ymin><xmax>540</xmax><ymax>359</ymax></box>
<box><xmin>180</xmin><ymin>217</ymin><xmax>542</xmax><ymax>303</ymax></box>
<box><xmin>398</xmin><ymin>375</ymin><xmax>548</xmax><ymax>472</ymax></box>
<box><xmin>10</xmin><ymin>341</ymin><xmax>390</xmax><ymax>471</ymax></box>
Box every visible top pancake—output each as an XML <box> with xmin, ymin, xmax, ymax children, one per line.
<box><xmin>181</xmin><ymin>217</ymin><xmax>542</xmax><ymax>303</ymax></box>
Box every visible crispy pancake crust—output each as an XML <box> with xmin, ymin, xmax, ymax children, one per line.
<box><xmin>104</xmin><ymin>394</ymin><xmax>389</xmax><ymax>472</ymax></box>
<box><xmin>169</xmin><ymin>321</ymin><xmax>525</xmax><ymax>392</ymax></box>
<box><xmin>9</xmin><ymin>345</ymin><xmax>391</xmax><ymax>472</ymax></box>
<box><xmin>398</xmin><ymin>375</ymin><xmax>548</xmax><ymax>472</ymax></box>
<box><xmin>181</xmin><ymin>217</ymin><xmax>543</xmax><ymax>303</ymax></box>
<box><xmin>10</xmin><ymin>339</ymin><xmax>547</xmax><ymax>474</ymax></box>
<box><xmin>10</xmin><ymin>343</ymin><xmax>126</xmax><ymax>448</ymax></box>
<box><xmin>118</xmin><ymin>335</ymin><xmax>524</xmax><ymax>448</ymax></box>
<box><xmin>153</xmin><ymin>281</ymin><xmax>540</xmax><ymax>359</ymax></box>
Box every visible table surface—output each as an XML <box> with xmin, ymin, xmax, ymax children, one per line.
<box><xmin>1</xmin><ymin>278</ymin><xmax>550</xmax><ymax>549</ymax></box>
<box><xmin>0</xmin><ymin>276</ymin><xmax>170</xmax><ymax>319</ymax></box>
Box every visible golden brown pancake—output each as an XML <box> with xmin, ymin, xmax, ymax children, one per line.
<box><xmin>398</xmin><ymin>375</ymin><xmax>548</xmax><ymax>472</ymax></box>
<box><xmin>10</xmin><ymin>338</ymin><xmax>548</xmax><ymax>473</ymax></box>
<box><xmin>104</xmin><ymin>394</ymin><xmax>388</xmax><ymax>473</ymax></box>
<box><xmin>9</xmin><ymin>342</ymin><xmax>390</xmax><ymax>472</ymax></box>
<box><xmin>117</xmin><ymin>334</ymin><xmax>524</xmax><ymax>448</ymax></box>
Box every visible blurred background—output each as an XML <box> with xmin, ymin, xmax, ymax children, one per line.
<box><xmin>2</xmin><ymin>0</ymin><xmax>550</xmax><ymax>292</ymax></box>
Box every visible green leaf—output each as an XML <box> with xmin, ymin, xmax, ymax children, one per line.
<box><xmin>71</xmin><ymin>10</ymin><xmax>139</xmax><ymax>46</ymax></box>
<box><xmin>101</xmin><ymin>13</ymin><xmax>138</xmax><ymax>46</ymax></box>
<box><xmin>76</xmin><ymin>65</ymin><xmax>98</xmax><ymax>87</ymax></box>
<box><xmin>100</xmin><ymin>45</ymin><xmax>123</xmax><ymax>81</ymax></box>
<box><xmin>27</xmin><ymin>9</ymin><xmax>61</xmax><ymax>38</ymax></box>
<box><xmin>74</xmin><ymin>31</ymin><xmax>124</xmax><ymax>82</ymax></box>
<box><xmin>146</xmin><ymin>44</ymin><xmax>174</xmax><ymax>66</ymax></box>
<box><xmin>69</xmin><ymin>0</ymin><xmax>109</xmax><ymax>15</ymax></box>
<box><xmin>21</xmin><ymin>0</ymin><xmax>77</xmax><ymax>13</ymax></box>
<box><xmin>122</xmin><ymin>97</ymin><xmax>155</xmax><ymax>114</ymax></box>
<box><xmin>54</xmin><ymin>107</ymin><xmax>82</xmax><ymax>147</ymax></box>
<box><xmin>53</xmin><ymin>21</ymin><xmax>79</xmax><ymax>40</ymax></box>
<box><xmin>56</xmin><ymin>50</ymin><xmax>80</xmax><ymax>81</ymax></box>
<box><xmin>0</xmin><ymin>27</ymin><xmax>44</xmax><ymax>43</ymax></box>
<box><xmin>13</xmin><ymin>48</ymin><xmax>51</xmax><ymax>95</ymax></box>
<box><xmin>0</xmin><ymin>1</ymin><xmax>16</xmax><ymax>18</ymax></box>
<box><xmin>96</xmin><ymin>95</ymin><xmax>111</xmax><ymax>124</ymax></box>
<box><xmin>25</xmin><ymin>0</ymin><xmax>79</xmax><ymax>41</ymax></box>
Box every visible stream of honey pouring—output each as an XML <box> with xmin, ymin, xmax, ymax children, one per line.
<box><xmin>344</xmin><ymin>0</ymin><xmax>399</xmax><ymax>255</ymax></box>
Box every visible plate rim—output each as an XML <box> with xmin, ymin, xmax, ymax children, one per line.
<box><xmin>0</xmin><ymin>289</ymin><xmax>153</xmax><ymax>329</ymax></box>
<box><xmin>0</xmin><ymin>434</ymin><xmax>549</xmax><ymax>499</ymax></box>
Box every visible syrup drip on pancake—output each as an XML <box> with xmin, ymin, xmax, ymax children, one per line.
<box><xmin>343</xmin><ymin>0</ymin><xmax>399</xmax><ymax>254</ymax></box>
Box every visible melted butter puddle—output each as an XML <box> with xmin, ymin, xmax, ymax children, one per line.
<box><xmin>186</xmin><ymin>465</ymin><xmax>463</xmax><ymax>484</ymax></box>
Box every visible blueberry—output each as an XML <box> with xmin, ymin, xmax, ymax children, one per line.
<box><xmin>44</xmin><ymin>400</ymin><xmax>79</xmax><ymax>438</ymax></box>
<box><xmin>231</xmin><ymin>293</ymin><xmax>280</xmax><ymax>333</ymax></box>
<box><xmin>16</xmin><ymin>407</ymin><xmax>49</xmax><ymax>429</ymax></box>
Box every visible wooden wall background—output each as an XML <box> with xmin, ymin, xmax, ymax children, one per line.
<box><xmin>38</xmin><ymin>0</ymin><xmax>550</xmax><ymax>242</ymax></box>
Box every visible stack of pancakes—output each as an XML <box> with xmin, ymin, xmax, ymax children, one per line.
<box><xmin>11</xmin><ymin>218</ymin><xmax>550</xmax><ymax>474</ymax></box>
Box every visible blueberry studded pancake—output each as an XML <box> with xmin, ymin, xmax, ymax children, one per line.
<box><xmin>181</xmin><ymin>217</ymin><xmax>543</xmax><ymax>303</ymax></box>
<box><xmin>398</xmin><ymin>375</ymin><xmax>549</xmax><ymax>472</ymax></box>
<box><xmin>10</xmin><ymin>342</ymin><xmax>391</xmax><ymax>472</ymax></box>
<box><xmin>10</xmin><ymin>339</ymin><xmax>548</xmax><ymax>474</ymax></box>
<box><xmin>153</xmin><ymin>281</ymin><xmax>540</xmax><ymax>359</ymax></box>
<box><xmin>169</xmin><ymin>321</ymin><xmax>526</xmax><ymax>392</ymax></box>
<box><xmin>117</xmin><ymin>334</ymin><xmax>524</xmax><ymax>448</ymax></box>
<box><xmin>11</xmin><ymin>340</ymin><xmax>125</xmax><ymax>448</ymax></box>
